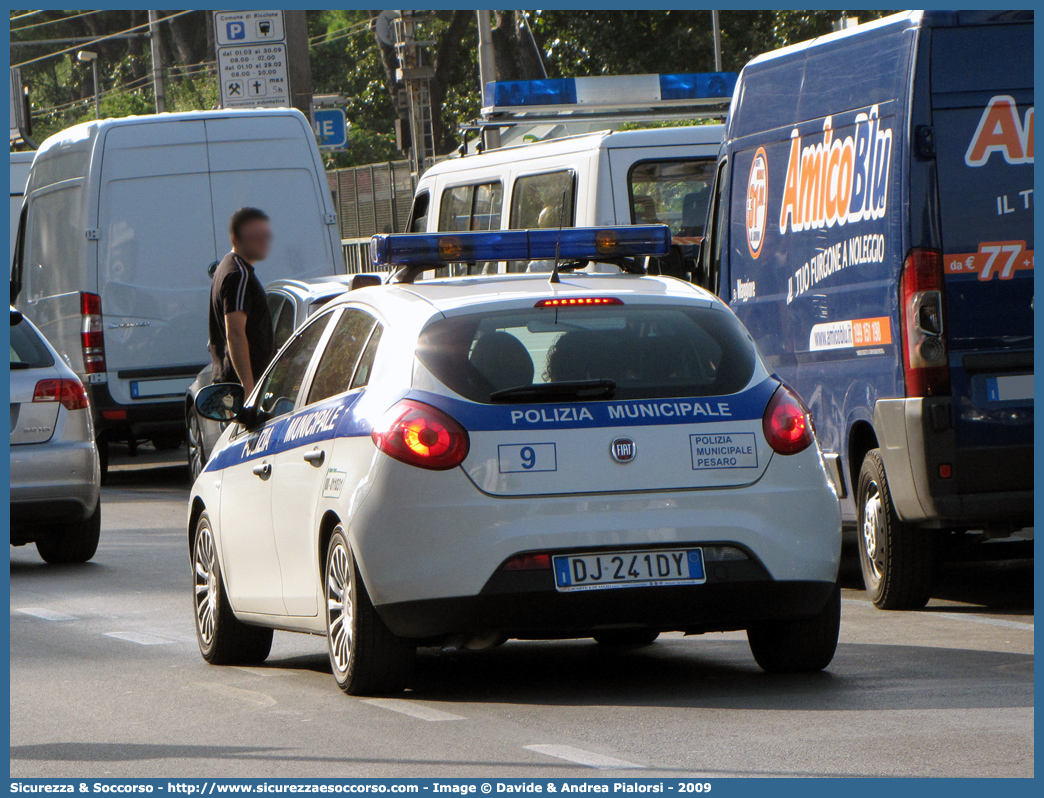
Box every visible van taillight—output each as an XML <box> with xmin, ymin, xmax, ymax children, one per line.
<box><xmin>371</xmin><ymin>399</ymin><xmax>470</xmax><ymax>470</ymax></box>
<box><xmin>80</xmin><ymin>291</ymin><xmax>106</xmax><ymax>374</ymax></box>
<box><xmin>899</xmin><ymin>248</ymin><xmax>949</xmax><ymax>397</ymax></box>
<box><xmin>763</xmin><ymin>384</ymin><xmax>814</xmax><ymax>455</ymax></box>
<box><xmin>33</xmin><ymin>378</ymin><xmax>89</xmax><ymax>411</ymax></box>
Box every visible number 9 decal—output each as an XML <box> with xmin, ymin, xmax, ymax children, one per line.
<box><xmin>520</xmin><ymin>446</ymin><xmax>536</xmax><ymax>470</ymax></box>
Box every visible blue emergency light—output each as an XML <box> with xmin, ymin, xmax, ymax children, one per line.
<box><xmin>370</xmin><ymin>226</ymin><xmax>671</xmax><ymax>279</ymax></box>
<box><xmin>482</xmin><ymin>73</ymin><xmax>738</xmax><ymax>111</ymax></box>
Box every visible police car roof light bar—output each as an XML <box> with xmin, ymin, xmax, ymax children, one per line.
<box><xmin>371</xmin><ymin>226</ymin><xmax>672</xmax><ymax>284</ymax></box>
<box><xmin>479</xmin><ymin>72</ymin><xmax>738</xmax><ymax>122</ymax></box>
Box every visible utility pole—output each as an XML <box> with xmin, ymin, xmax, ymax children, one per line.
<box><xmin>711</xmin><ymin>10</ymin><xmax>723</xmax><ymax>72</ymax></box>
<box><xmin>284</xmin><ymin>10</ymin><xmax>313</xmax><ymax>123</ymax></box>
<box><xmin>476</xmin><ymin>10</ymin><xmax>500</xmax><ymax>150</ymax></box>
<box><xmin>148</xmin><ymin>10</ymin><xmax>166</xmax><ymax>113</ymax></box>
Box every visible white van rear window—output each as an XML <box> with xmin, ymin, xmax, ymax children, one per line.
<box><xmin>629</xmin><ymin>159</ymin><xmax>716</xmax><ymax>238</ymax></box>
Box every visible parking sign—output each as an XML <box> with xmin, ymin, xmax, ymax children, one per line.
<box><xmin>214</xmin><ymin>10</ymin><xmax>285</xmax><ymax>46</ymax></box>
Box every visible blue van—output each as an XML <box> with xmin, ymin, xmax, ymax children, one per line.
<box><xmin>699</xmin><ymin>11</ymin><xmax>1033</xmax><ymax>609</ymax></box>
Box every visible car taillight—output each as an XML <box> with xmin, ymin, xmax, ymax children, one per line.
<box><xmin>763</xmin><ymin>384</ymin><xmax>813</xmax><ymax>455</ymax></box>
<box><xmin>501</xmin><ymin>553</ymin><xmax>551</xmax><ymax>571</ymax></box>
<box><xmin>33</xmin><ymin>378</ymin><xmax>89</xmax><ymax>411</ymax></box>
<box><xmin>371</xmin><ymin>399</ymin><xmax>470</xmax><ymax>470</ymax></box>
<box><xmin>80</xmin><ymin>291</ymin><xmax>106</xmax><ymax>375</ymax></box>
<box><xmin>900</xmin><ymin>248</ymin><xmax>949</xmax><ymax>397</ymax></box>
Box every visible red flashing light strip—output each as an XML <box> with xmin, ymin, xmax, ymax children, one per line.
<box><xmin>535</xmin><ymin>297</ymin><xmax>623</xmax><ymax>308</ymax></box>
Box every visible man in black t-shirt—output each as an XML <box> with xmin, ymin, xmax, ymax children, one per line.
<box><xmin>208</xmin><ymin>207</ymin><xmax>276</xmax><ymax>394</ymax></box>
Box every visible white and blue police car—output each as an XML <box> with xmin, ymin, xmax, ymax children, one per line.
<box><xmin>188</xmin><ymin>225</ymin><xmax>842</xmax><ymax>696</ymax></box>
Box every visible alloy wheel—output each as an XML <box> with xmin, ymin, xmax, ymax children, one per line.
<box><xmin>326</xmin><ymin>535</ymin><xmax>354</xmax><ymax>675</ymax></box>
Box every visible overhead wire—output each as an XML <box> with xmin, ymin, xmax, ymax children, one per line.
<box><xmin>12</xmin><ymin>9</ymin><xmax>196</xmax><ymax>68</ymax></box>
<box><xmin>10</xmin><ymin>9</ymin><xmax>103</xmax><ymax>33</ymax></box>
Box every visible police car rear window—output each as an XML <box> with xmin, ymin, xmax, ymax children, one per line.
<box><xmin>417</xmin><ymin>304</ymin><xmax>756</xmax><ymax>404</ymax></box>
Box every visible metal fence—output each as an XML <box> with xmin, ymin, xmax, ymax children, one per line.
<box><xmin>327</xmin><ymin>161</ymin><xmax>416</xmax><ymax>273</ymax></box>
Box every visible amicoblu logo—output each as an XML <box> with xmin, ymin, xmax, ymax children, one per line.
<box><xmin>778</xmin><ymin>104</ymin><xmax>892</xmax><ymax>234</ymax></box>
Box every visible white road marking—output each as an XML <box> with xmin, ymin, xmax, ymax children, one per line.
<box><xmin>524</xmin><ymin>744</ymin><xmax>644</xmax><ymax>770</ymax></box>
<box><xmin>104</xmin><ymin>631</ymin><xmax>176</xmax><ymax>645</ymax></box>
<box><xmin>361</xmin><ymin>698</ymin><xmax>465</xmax><ymax>722</ymax></box>
<box><xmin>16</xmin><ymin>608</ymin><xmax>76</xmax><ymax>621</ymax></box>
<box><xmin>931</xmin><ymin>612</ymin><xmax>1033</xmax><ymax>632</ymax></box>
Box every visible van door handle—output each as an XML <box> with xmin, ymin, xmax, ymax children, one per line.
<box><xmin>303</xmin><ymin>448</ymin><xmax>325</xmax><ymax>467</ymax></box>
<box><xmin>252</xmin><ymin>462</ymin><xmax>271</xmax><ymax>479</ymax></box>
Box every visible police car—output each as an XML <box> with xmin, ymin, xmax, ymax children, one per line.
<box><xmin>189</xmin><ymin>226</ymin><xmax>842</xmax><ymax>696</ymax></box>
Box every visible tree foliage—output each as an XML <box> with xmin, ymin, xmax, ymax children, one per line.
<box><xmin>12</xmin><ymin>9</ymin><xmax>888</xmax><ymax>162</ymax></box>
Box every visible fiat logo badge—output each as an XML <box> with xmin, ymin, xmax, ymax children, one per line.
<box><xmin>610</xmin><ymin>437</ymin><xmax>637</xmax><ymax>463</ymax></box>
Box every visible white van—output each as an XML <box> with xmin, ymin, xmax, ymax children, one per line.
<box><xmin>10</xmin><ymin>150</ymin><xmax>33</xmax><ymax>273</ymax></box>
<box><xmin>408</xmin><ymin>125</ymin><xmax>723</xmax><ymax>279</ymax></box>
<box><xmin>11</xmin><ymin>109</ymin><xmax>344</xmax><ymax>455</ymax></box>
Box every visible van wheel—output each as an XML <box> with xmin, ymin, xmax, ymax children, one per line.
<box><xmin>747</xmin><ymin>585</ymin><xmax>840</xmax><ymax>673</ymax></box>
<box><xmin>593</xmin><ymin>629</ymin><xmax>660</xmax><ymax>646</ymax></box>
<box><xmin>36</xmin><ymin>503</ymin><xmax>101</xmax><ymax>564</ymax></box>
<box><xmin>325</xmin><ymin>527</ymin><xmax>414</xmax><ymax>696</ymax></box>
<box><xmin>857</xmin><ymin>449</ymin><xmax>934</xmax><ymax>610</ymax></box>
<box><xmin>193</xmin><ymin>512</ymin><xmax>272</xmax><ymax>665</ymax></box>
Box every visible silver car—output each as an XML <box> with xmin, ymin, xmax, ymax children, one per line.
<box><xmin>10</xmin><ymin>308</ymin><xmax>101</xmax><ymax>563</ymax></box>
<box><xmin>186</xmin><ymin>273</ymin><xmax>382</xmax><ymax>481</ymax></box>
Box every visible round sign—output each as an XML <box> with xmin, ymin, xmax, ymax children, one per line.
<box><xmin>609</xmin><ymin>437</ymin><xmax>637</xmax><ymax>464</ymax></box>
<box><xmin>746</xmin><ymin>147</ymin><xmax>768</xmax><ymax>259</ymax></box>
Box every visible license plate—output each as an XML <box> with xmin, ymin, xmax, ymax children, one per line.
<box><xmin>986</xmin><ymin>374</ymin><xmax>1033</xmax><ymax>402</ymax></box>
<box><xmin>553</xmin><ymin>548</ymin><xmax>705</xmax><ymax>593</ymax></box>
<box><xmin>130</xmin><ymin>377</ymin><xmax>193</xmax><ymax>399</ymax></box>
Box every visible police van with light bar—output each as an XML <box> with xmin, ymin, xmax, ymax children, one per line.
<box><xmin>408</xmin><ymin>73</ymin><xmax>735</xmax><ymax>282</ymax></box>
<box><xmin>700</xmin><ymin>10</ymin><xmax>1033</xmax><ymax>610</ymax></box>
<box><xmin>189</xmin><ymin>224</ymin><xmax>842</xmax><ymax>696</ymax></box>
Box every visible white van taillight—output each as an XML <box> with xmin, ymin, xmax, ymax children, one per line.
<box><xmin>371</xmin><ymin>399</ymin><xmax>470</xmax><ymax>470</ymax></box>
<box><xmin>900</xmin><ymin>248</ymin><xmax>949</xmax><ymax>397</ymax></box>
<box><xmin>80</xmin><ymin>292</ymin><xmax>106</xmax><ymax>374</ymax></box>
<box><xmin>763</xmin><ymin>385</ymin><xmax>814</xmax><ymax>455</ymax></box>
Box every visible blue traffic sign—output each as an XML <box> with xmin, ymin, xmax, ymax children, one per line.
<box><xmin>314</xmin><ymin>108</ymin><xmax>348</xmax><ymax>149</ymax></box>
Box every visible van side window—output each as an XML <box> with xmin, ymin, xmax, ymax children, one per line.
<box><xmin>628</xmin><ymin>159</ymin><xmax>716</xmax><ymax>237</ymax></box>
<box><xmin>408</xmin><ymin>191</ymin><xmax>430</xmax><ymax>233</ymax></box>
<box><xmin>307</xmin><ymin>308</ymin><xmax>378</xmax><ymax>405</ymax></box>
<box><xmin>437</xmin><ymin>182</ymin><xmax>503</xmax><ymax>232</ymax></box>
<box><xmin>703</xmin><ymin>158</ymin><xmax>729</xmax><ymax>295</ymax></box>
<box><xmin>510</xmin><ymin>171</ymin><xmax>575</xmax><ymax>229</ymax></box>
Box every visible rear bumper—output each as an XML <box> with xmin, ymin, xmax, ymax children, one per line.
<box><xmin>88</xmin><ymin>380</ymin><xmax>185</xmax><ymax>440</ymax></box>
<box><xmin>10</xmin><ymin>436</ymin><xmax>99</xmax><ymax>522</ymax></box>
<box><xmin>874</xmin><ymin>398</ymin><xmax>1033</xmax><ymax>528</ymax></box>
<box><xmin>346</xmin><ymin>444</ymin><xmax>842</xmax><ymax>608</ymax></box>
<box><xmin>377</xmin><ymin>564</ymin><xmax>837</xmax><ymax>640</ymax></box>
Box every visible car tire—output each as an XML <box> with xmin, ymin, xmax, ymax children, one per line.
<box><xmin>857</xmin><ymin>449</ymin><xmax>934</xmax><ymax>610</ymax></box>
<box><xmin>36</xmin><ymin>503</ymin><xmax>101</xmax><ymax>564</ymax></box>
<box><xmin>325</xmin><ymin>526</ymin><xmax>414</xmax><ymax>696</ymax></box>
<box><xmin>98</xmin><ymin>438</ymin><xmax>109</xmax><ymax>483</ymax></box>
<box><xmin>187</xmin><ymin>411</ymin><xmax>207</xmax><ymax>483</ymax></box>
<box><xmin>192</xmin><ymin>512</ymin><xmax>272</xmax><ymax>665</ymax></box>
<box><xmin>747</xmin><ymin>584</ymin><xmax>840</xmax><ymax>673</ymax></box>
<box><xmin>593</xmin><ymin>629</ymin><xmax>660</xmax><ymax>646</ymax></box>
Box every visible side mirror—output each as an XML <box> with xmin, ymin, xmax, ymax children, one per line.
<box><xmin>195</xmin><ymin>382</ymin><xmax>250</xmax><ymax>424</ymax></box>
<box><xmin>10</xmin><ymin>309</ymin><xmax>24</xmax><ymax>326</ymax></box>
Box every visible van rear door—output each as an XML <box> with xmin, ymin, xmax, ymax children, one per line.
<box><xmin>930</xmin><ymin>20</ymin><xmax>1033</xmax><ymax>489</ymax></box>
<box><xmin>204</xmin><ymin>115</ymin><xmax>340</xmax><ymax>283</ymax></box>
<box><xmin>97</xmin><ymin>120</ymin><xmax>217</xmax><ymax>405</ymax></box>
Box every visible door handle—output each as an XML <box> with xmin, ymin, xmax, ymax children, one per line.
<box><xmin>252</xmin><ymin>462</ymin><xmax>271</xmax><ymax>479</ymax></box>
<box><xmin>303</xmin><ymin>448</ymin><xmax>326</xmax><ymax>467</ymax></box>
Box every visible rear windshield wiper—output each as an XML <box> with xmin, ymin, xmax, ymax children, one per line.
<box><xmin>490</xmin><ymin>379</ymin><xmax>615</xmax><ymax>403</ymax></box>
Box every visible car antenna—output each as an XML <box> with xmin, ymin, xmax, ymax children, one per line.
<box><xmin>549</xmin><ymin>191</ymin><xmax>568</xmax><ymax>285</ymax></box>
